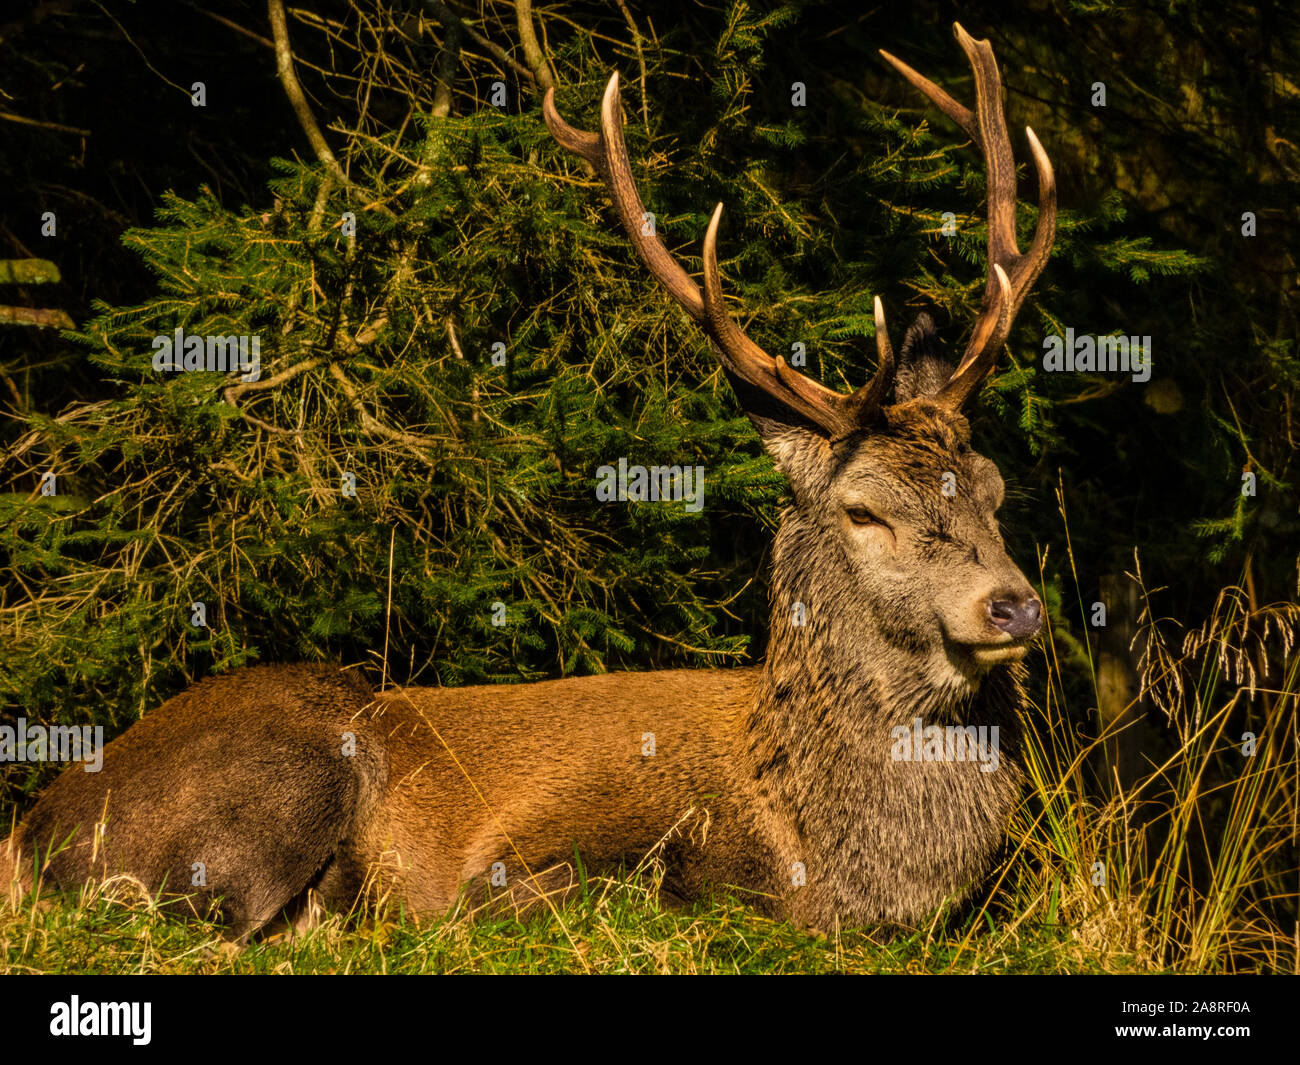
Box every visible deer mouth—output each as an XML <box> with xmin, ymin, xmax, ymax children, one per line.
<box><xmin>939</xmin><ymin>633</ymin><xmax>1032</xmax><ymax>680</ymax></box>
<box><xmin>968</xmin><ymin>641</ymin><xmax>1029</xmax><ymax>667</ymax></box>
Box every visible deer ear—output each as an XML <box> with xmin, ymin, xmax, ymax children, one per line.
<box><xmin>893</xmin><ymin>314</ymin><xmax>955</xmax><ymax>401</ymax></box>
<box><xmin>722</xmin><ymin>367</ymin><xmax>829</xmax><ymax>479</ymax></box>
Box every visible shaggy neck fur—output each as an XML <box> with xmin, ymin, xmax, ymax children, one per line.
<box><xmin>745</xmin><ymin>507</ymin><xmax>1025</xmax><ymax>927</ymax></box>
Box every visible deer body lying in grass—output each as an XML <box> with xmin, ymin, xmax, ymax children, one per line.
<box><xmin>2</xmin><ymin>24</ymin><xmax>1055</xmax><ymax>941</ymax></box>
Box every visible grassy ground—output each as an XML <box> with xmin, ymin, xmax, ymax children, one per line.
<box><xmin>1</xmin><ymin>878</ymin><xmax>1122</xmax><ymax>975</ymax></box>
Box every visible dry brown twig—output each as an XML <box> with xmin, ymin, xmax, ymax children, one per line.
<box><xmin>514</xmin><ymin>0</ymin><xmax>555</xmax><ymax>92</ymax></box>
<box><xmin>268</xmin><ymin>0</ymin><xmax>352</xmax><ymax>189</ymax></box>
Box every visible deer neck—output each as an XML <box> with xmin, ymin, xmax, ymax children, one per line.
<box><xmin>743</xmin><ymin>513</ymin><xmax>1024</xmax><ymax>843</ymax></box>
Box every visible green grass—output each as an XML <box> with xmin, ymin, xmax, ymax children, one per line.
<box><xmin>2</xmin><ymin>869</ymin><xmax>1115</xmax><ymax>975</ymax></box>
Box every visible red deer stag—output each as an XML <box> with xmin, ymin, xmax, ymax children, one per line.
<box><xmin>2</xmin><ymin>23</ymin><xmax>1055</xmax><ymax>940</ymax></box>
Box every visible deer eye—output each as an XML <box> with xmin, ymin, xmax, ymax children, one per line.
<box><xmin>846</xmin><ymin>505</ymin><xmax>885</xmax><ymax>527</ymax></box>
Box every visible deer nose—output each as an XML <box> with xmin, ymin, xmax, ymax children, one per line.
<box><xmin>988</xmin><ymin>594</ymin><xmax>1042</xmax><ymax>639</ymax></box>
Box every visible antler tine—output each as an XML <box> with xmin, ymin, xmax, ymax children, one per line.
<box><xmin>837</xmin><ymin>298</ymin><xmax>897</xmax><ymax>426</ymax></box>
<box><xmin>703</xmin><ymin>205</ymin><xmax>862</xmax><ymax>437</ymax></box>
<box><xmin>936</xmin><ymin>265</ymin><xmax>1011</xmax><ymax>408</ymax></box>
<box><xmin>547</xmin><ymin>72</ymin><xmax>897</xmax><ymax>443</ymax></box>
<box><xmin>876</xmin><ymin>47</ymin><xmax>979</xmax><ymax>144</ymax></box>
<box><xmin>543</xmin><ymin>74</ymin><xmax>704</xmax><ymax>319</ymax></box>
<box><xmin>881</xmin><ymin>22</ymin><xmax>1057</xmax><ymax>410</ymax></box>
<box><xmin>1017</xmin><ymin>125</ymin><xmax>1057</xmax><ymax>311</ymax></box>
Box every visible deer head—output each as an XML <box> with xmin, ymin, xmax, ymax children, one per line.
<box><xmin>544</xmin><ymin>23</ymin><xmax>1055</xmax><ymax>695</ymax></box>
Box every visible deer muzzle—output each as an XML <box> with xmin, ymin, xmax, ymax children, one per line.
<box><xmin>987</xmin><ymin>594</ymin><xmax>1042</xmax><ymax>640</ymax></box>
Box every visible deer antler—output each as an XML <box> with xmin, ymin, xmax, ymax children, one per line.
<box><xmin>544</xmin><ymin>73</ymin><xmax>895</xmax><ymax>444</ymax></box>
<box><xmin>880</xmin><ymin>22</ymin><xmax>1056</xmax><ymax>409</ymax></box>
